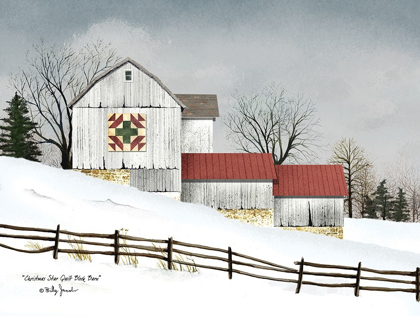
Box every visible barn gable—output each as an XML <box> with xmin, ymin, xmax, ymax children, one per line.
<box><xmin>69</xmin><ymin>57</ymin><xmax>185</xmax><ymax>109</ymax></box>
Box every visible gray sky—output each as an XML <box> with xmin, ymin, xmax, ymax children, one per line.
<box><xmin>1</xmin><ymin>0</ymin><xmax>420</xmax><ymax>176</ymax></box>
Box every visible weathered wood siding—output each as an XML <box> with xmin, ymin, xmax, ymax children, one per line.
<box><xmin>72</xmin><ymin>107</ymin><xmax>181</xmax><ymax>169</ymax></box>
<box><xmin>181</xmin><ymin>180</ymin><xmax>273</xmax><ymax>209</ymax></box>
<box><xmin>181</xmin><ymin>119</ymin><xmax>213</xmax><ymax>153</ymax></box>
<box><xmin>73</xmin><ymin>62</ymin><xmax>180</xmax><ymax>108</ymax></box>
<box><xmin>130</xmin><ymin>169</ymin><xmax>181</xmax><ymax>192</ymax></box>
<box><xmin>274</xmin><ymin>197</ymin><xmax>344</xmax><ymax>227</ymax></box>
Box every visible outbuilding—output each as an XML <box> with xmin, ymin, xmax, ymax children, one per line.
<box><xmin>181</xmin><ymin>153</ymin><xmax>276</xmax><ymax>226</ymax></box>
<box><xmin>176</xmin><ymin>94</ymin><xmax>219</xmax><ymax>153</ymax></box>
<box><xmin>273</xmin><ymin>165</ymin><xmax>348</xmax><ymax>238</ymax></box>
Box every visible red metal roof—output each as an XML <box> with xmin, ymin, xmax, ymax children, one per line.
<box><xmin>182</xmin><ymin>153</ymin><xmax>277</xmax><ymax>180</ymax></box>
<box><xmin>273</xmin><ymin>165</ymin><xmax>348</xmax><ymax>197</ymax></box>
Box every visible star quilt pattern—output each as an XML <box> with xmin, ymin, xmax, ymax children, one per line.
<box><xmin>108</xmin><ymin>113</ymin><xmax>146</xmax><ymax>152</ymax></box>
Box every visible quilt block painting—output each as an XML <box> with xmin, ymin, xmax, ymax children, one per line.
<box><xmin>108</xmin><ymin>113</ymin><xmax>146</xmax><ymax>151</ymax></box>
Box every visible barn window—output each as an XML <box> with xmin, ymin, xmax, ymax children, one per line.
<box><xmin>124</xmin><ymin>70</ymin><xmax>133</xmax><ymax>82</ymax></box>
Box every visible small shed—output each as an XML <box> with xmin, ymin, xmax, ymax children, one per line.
<box><xmin>273</xmin><ymin>165</ymin><xmax>348</xmax><ymax>227</ymax></box>
<box><xmin>181</xmin><ymin>153</ymin><xmax>276</xmax><ymax>211</ymax></box>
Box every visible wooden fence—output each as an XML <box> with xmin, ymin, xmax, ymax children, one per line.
<box><xmin>0</xmin><ymin>223</ymin><xmax>419</xmax><ymax>302</ymax></box>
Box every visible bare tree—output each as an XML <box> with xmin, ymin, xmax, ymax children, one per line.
<box><xmin>353</xmin><ymin>163</ymin><xmax>376</xmax><ymax>218</ymax></box>
<box><xmin>385</xmin><ymin>157</ymin><xmax>420</xmax><ymax>222</ymax></box>
<box><xmin>40</xmin><ymin>143</ymin><xmax>61</xmax><ymax>168</ymax></box>
<box><xmin>223</xmin><ymin>84</ymin><xmax>322</xmax><ymax>164</ymax></box>
<box><xmin>329</xmin><ymin>138</ymin><xmax>372</xmax><ymax>218</ymax></box>
<box><xmin>11</xmin><ymin>39</ymin><xmax>120</xmax><ymax>169</ymax></box>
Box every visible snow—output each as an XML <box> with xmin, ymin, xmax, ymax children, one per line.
<box><xmin>0</xmin><ymin>157</ymin><xmax>419</xmax><ymax>315</ymax></box>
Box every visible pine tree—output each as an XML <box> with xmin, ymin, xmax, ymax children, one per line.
<box><xmin>0</xmin><ymin>93</ymin><xmax>41</xmax><ymax>161</ymax></box>
<box><xmin>392</xmin><ymin>188</ymin><xmax>410</xmax><ymax>222</ymax></box>
<box><xmin>372</xmin><ymin>180</ymin><xmax>393</xmax><ymax>220</ymax></box>
<box><xmin>363</xmin><ymin>195</ymin><xmax>377</xmax><ymax>219</ymax></box>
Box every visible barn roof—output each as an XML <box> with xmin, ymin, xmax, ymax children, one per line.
<box><xmin>175</xmin><ymin>94</ymin><xmax>219</xmax><ymax>118</ymax></box>
<box><xmin>68</xmin><ymin>57</ymin><xmax>186</xmax><ymax>109</ymax></box>
<box><xmin>273</xmin><ymin>165</ymin><xmax>348</xmax><ymax>197</ymax></box>
<box><xmin>182</xmin><ymin>153</ymin><xmax>276</xmax><ymax>180</ymax></box>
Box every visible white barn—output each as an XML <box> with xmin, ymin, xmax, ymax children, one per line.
<box><xmin>70</xmin><ymin>58</ymin><xmax>221</xmax><ymax>198</ymax></box>
<box><xmin>70</xmin><ymin>57</ymin><xmax>348</xmax><ymax>237</ymax></box>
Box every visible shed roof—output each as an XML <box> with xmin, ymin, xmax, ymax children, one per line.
<box><xmin>182</xmin><ymin>153</ymin><xmax>276</xmax><ymax>180</ymax></box>
<box><xmin>68</xmin><ymin>57</ymin><xmax>185</xmax><ymax>109</ymax></box>
<box><xmin>273</xmin><ymin>165</ymin><xmax>348</xmax><ymax>197</ymax></box>
<box><xmin>175</xmin><ymin>94</ymin><xmax>219</xmax><ymax>118</ymax></box>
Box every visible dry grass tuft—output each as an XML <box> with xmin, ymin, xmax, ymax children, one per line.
<box><xmin>25</xmin><ymin>241</ymin><xmax>43</xmax><ymax>251</ymax></box>
<box><xmin>119</xmin><ymin>228</ymin><xmax>139</xmax><ymax>268</ymax></box>
<box><xmin>152</xmin><ymin>243</ymin><xmax>199</xmax><ymax>273</ymax></box>
<box><xmin>67</xmin><ymin>237</ymin><xmax>92</xmax><ymax>262</ymax></box>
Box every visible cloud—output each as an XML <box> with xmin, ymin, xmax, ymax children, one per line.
<box><xmin>70</xmin><ymin>19</ymin><xmax>163</xmax><ymax>68</ymax></box>
<box><xmin>69</xmin><ymin>18</ymin><xmax>242</xmax><ymax>94</ymax></box>
<box><xmin>363</xmin><ymin>98</ymin><xmax>397</xmax><ymax>127</ymax></box>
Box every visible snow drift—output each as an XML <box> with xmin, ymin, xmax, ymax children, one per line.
<box><xmin>0</xmin><ymin>157</ymin><xmax>419</xmax><ymax>315</ymax></box>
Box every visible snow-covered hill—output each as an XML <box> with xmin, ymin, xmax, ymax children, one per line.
<box><xmin>0</xmin><ymin>157</ymin><xmax>419</xmax><ymax>315</ymax></box>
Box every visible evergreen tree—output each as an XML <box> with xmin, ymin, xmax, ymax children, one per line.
<box><xmin>392</xmin><ymin>188</ymin><xmax>410</xmax><ymax>222</ymax></box>
<box><xmin>363</xmin><ymin>195</ymin><xmax>377</xmax><ymax>219</ymax></box>
<box><xmin>372</xmin><ymin>180</ymin><xmax>393</xmax><ymax>220</ymax></box>
<box><xmin>0</xmin><ymin>93</ymin><xmax>41</xmax><ymax>161</ymax></box>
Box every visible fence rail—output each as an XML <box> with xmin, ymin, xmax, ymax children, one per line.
<box><xmin>0</xmin><ymin>223</ymin><xmax>419</xmax><ymax>302</ymax></box>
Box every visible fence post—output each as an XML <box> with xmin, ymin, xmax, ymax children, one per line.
<box><xmin>355</xmin><ymin>262</ymin><xmax>362</xmax><ymax>297</ymax></box>
<box><xmin>296</xmin><ymin>257</ymin><xmax>304</xmax><ymax>294</ymax></box>
<box><xmin>53</xmin><ymin>224</ymin><xmax>60</xmax><ymax>260</ymax></box>
<box><xmin>167</xmin><ymin>237</ymin><xmax>173</xmax><ymax>270</ymax></box>
<box><xmin>228</xmin><ymin>247</ymin><xmax>233</xmax><ymax>279</ymax></box>
<box><xmin>416</xmin><ymin>267</ymin><xmax>420</xmax><ymax>302</ymax></box>
<box><xmin>114</xmin><ymin>230</ymin><xmax>120</xmax><ymax>265</ymax></box>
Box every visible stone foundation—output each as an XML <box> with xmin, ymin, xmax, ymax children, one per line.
<box><xmin>74</xmin><ymin>170</ymin><xmax>181</xmax><ymax>201</ymax></box>
<box><xmin>279</xmin><ymin>226</ymin><xmax>343</xmax><ymax>239</ymax></box>
<box><xmin>74</xmin><ymin>169</ymin><xmax>130</xmax><ymax>186</ymax></box>
<box><xmin>217</xmin><ymin>209</ymin><xmax>274</xmax><ymax>227</ymax></box>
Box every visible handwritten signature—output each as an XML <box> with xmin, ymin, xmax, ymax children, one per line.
<box><xmin>40</xmin><ymin>284</ymin><xmax>79</xmax><ymax>297</ymax></box>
